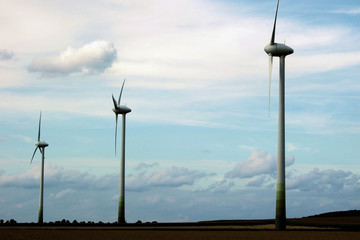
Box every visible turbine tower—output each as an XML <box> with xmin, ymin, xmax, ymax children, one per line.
<box><xmin>112</xmin><ymin>79</ymin><xmax>131</xmax><ymax>224</ymax></box>
<box><xmin>264</xmin><ymin>0</ymin><xmax>293</xmax><ymax>230</ymax></box>
<box><xmin>30</xmin><ymin>111</ymin><xmax>49</xmax><ymax>224</ymax></box>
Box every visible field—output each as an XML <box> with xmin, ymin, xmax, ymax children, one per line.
<box><xmin>1</xmin><ymin>216</ymin><xmax>359</xmax><ymax>240</ymax></box>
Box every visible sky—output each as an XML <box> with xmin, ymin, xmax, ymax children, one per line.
<box><xmin>0</xmin><ymin>0</ymin><xmax>359</xmax><ymax>223</ymax></box>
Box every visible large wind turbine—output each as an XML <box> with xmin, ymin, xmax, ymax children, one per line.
<box><xmin>112</xmin><ymin>79</ymin><xmax>131</xmax><ymax>224</ymax></box>
<box><xmin>30</xmin><ymin>111</ymin><xmax>49</xmax><ymax>224</ymax></box>
<box><xmin>264</xmin><ymin>0</ymin><xmax>293</xmax><ymax>230</ymax></box>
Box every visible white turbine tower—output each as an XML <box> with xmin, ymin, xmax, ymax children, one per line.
<box><xmin>112</xmin><ymin>79</ymin><xmax>131</xmax><ymax>224</ymax></box>
<box><xmin>30</xmin><ymin>111</ymin><xmax>49</xmax><ymax>224</ymax></box>
<box><xmin>264</xmin><ymin>0</ymin><xmax>293</xmax><ymax>230</ymax></box>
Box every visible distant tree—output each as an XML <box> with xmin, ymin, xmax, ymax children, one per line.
<box><xmin>72</xmin><ymin>220</ymin><xmax>78</xmax><ymax>224</ymax></box>
<box><xmin>136</xmin><ymin>220</ymin><xmax>142</xmax><ymax>224</ymax></box>
<box><xmin>0</xmin><ymin>219</ymin><xmax>3</xmax><ymax>224</ymax></box>
<box><xmin>7</xmin><ymin>219</ymin><xmax>17</xmax><ymax>224</ymax></box>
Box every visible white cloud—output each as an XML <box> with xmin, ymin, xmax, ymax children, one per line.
<box><xmin>12</xmin><ymin>135</ymin><xmax>32</xmax><ymax>143</ymax></box>
<box><xmin>287</xmin><ymin>168</ymin><xmax>360</xmax><ymax>192</ymax></box>
<box><xmin>238</xmin><ymin>145</ymin><xmax>256</xmax><ymax>151</ymax></box>
<box><xmin>225</xmin><ymin>150</ymin><xmax>295</xmax><ymax>178</ymax></box>
<box><xmin>0</xmin><ymin>162</ymin><xmax>360</xmax><ymax>223</ymax></box>
<box><xmin>207</xmin><ymin>180</ymin><xmax>235</xmax><ymax>193</ymax></box>
<box><xmin>287</xmin><ymin>143</ymin><xmax>298</xmax><ymax>152</ymax></box>
<box><xmin>127</xmin><ymin>165</ymin><xmax>213</xmax><ymax>191</ymax></box>
<box><xmin>286</xmin><ymin>112</ymin><xmax>360</xmax><ymax>135</ymax></box>
<box><xmin>0</xmin><ymin>163</ymin><xmax>117</xmax><ymax>190</ymax></box>
<box><xmin>135</xmin><ymin>162</ymin><xmax>159</xmax><ymax>171</ymax></box>
<box><xmin>286</xmin><ymin>142</ymin><xmax>311</xmax><ymax>152</ymax></box>
<box><xmin>331</xmin><ymin>8</ymin><xmax>360</xmax><ymax>15</ymax></box>
<box><xmin>28</xmin><ymin>41</ymin><xmax>117</xmax><ymax>77</ymax></box>
<box><xmin>0</xmin><ymin>50</ymin><xmax>14</xmax><ymax>60</ymax></box>
<box><xmin>246</xmin><ymin>175</ymin><xmax>272</xmax><ymax>188</ymax></box>
<box><xmin>0</xmin><ymin>166</ymin><xmax>39</xmax><ymax>189</ymax></box>
<box><xmin>289</xmin><ymin>52</ymin><xmax>360</xmax><ymax>77</ymax></box>
<box><xmin>49</xmin><ymin>189</ymin><xmax>75</xmax><ymax>199</ymax></box>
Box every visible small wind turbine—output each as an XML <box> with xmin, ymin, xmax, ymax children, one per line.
<box><xmin>30</xmin><ymin>111</ymin><xmax>49</xmax><ymax>224</ymax></box>
<box><xmin>264</xmin><ymin>0</ymin><xmax>293</xmax><ymax>230</ymax></box>
<box><xmin>112</xmin><ymin>78</ymin><xmax>131</xmax><ymax>224</ymax></box>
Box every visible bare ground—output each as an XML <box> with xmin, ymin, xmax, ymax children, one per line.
<box><xmin>1</xmin><ymin>227</ymin><xmax>359</xmax><ymax>240</ymax></box>
<box><xmin>1</xmin><ymin>216</ymin><xmax>359</xmax><ymax>240</ymax></box>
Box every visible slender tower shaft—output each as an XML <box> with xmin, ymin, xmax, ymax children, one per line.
<box><xmin>38</xmin><ymin>148</ymin><xmax>45</xmax><ymax>224</ymax></box>
<box><xmin>118</xmin><ymin>114</ymin><xmax>126</xmax><ymax>223</ymax></box>
<box><xmin>276</xmin><ymin>56</ymin><xmax>286</xmax><ymax>230</ymax></box>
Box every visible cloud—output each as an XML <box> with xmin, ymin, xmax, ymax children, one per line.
<box><xmin>330</xmin><ymin>8</ymin><xmax>360</xmax><ymax>15</ymax></box>
<box><xmin>127</xmin><ymin>166</ymin><xmax>213</xmax><ymax>191</ymax></box>
<box><xmin>49</xmin><ymin>189</ymin><xmax>75</xmax><ymax>199</ymax></box>
<box><xmin>1</xmin><ymin>163</ymin><xmax>360</xmax><ymax>223</ymax></box>
<box><xmin>286</xmin><ymin>143</ymin><xmax>311</xmax><ymax>152</ymax></box>
<box><xmin>246</xmin><ymin>175</ymin><xmax>273</xmax><ymax>188</ymax></box>
<box><xmin>238</xmin><ymin>145</ymin><xmax>256</xmax><ymax>151</ymax></box>
<box><xmin>207</xmin><ymin>180</ymin><xmax>235</xmax><ymax>193</ymax></box>
<box><xmin>0</xmin><ymin>50</ymin><xmax>14</xmax><ymax>60</ymax></box>
<box><xmin>135</xmin><ymin>162</ymin><xmax>159</xmax><ymax>171</ymax></box>
<box><xmin>28</xmin><ymin>40</ymin><xmax>117</xmax><ymax>77</ymax></box>
<box><xmin>12</xmin><ymin>135</ymin><xmax>32</xmax><ymax>143</ymax></box>
<box><xmin>0</xmin><ymin>163</ymin><xmax>117</xmax><ymax>190</ymax></box>
<box><xmin>289</xmin><ymin>52</ymin><xmax>360</xmax><ymax>77</ymax></box>
<box><xmin>287</xmin><ymin>168</ymin><xmax>360</xmax><ymax>192</ymax></box>
<box><xmin>225</xmin><ymin>150</ymin><xmax>295</xmax><ymax>179</ymax></box>
<box><xmin>0</xmin><ymin>166</ymin><xmax>39</xmax><ymax>189</ymax></box>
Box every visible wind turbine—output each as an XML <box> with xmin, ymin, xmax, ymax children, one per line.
<box><xmin>112</xmin><ymin>78</ymin><xmax>131</xmax><ymax>224</ymax></box>
<box><xmin>264</xmin><ymin>0</ymin><xmax>293</xmax><ymax>230</ymax></box>
<box><xmin>30</xmin><ymin>111</ymin><xmax>49</xmax><ymax>224</ymax></box>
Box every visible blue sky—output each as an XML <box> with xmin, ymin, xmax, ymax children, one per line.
<box><xmin>0</xmin><ymin>0</ymin><xmax>359</xmax><ymax>223</ymax></box>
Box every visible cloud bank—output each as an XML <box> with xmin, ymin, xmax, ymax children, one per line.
<box><xmin>0</xmin><ymin>164</ymin><xmax>117</xmax><ymax>191</ymax></box>
<box><xmin>288</xmin><ymin>168</ymin><xmax>360</xmax><ymax>192</ymax></box>
<box><xmin>127</xmin><ymin>165</ymin><xmax>213</xmax><ymax>191</ymax></box>
<box><xmin>28</xmin><ymin>40</ymin><xmax>117</xmax><ymax>77</ymax></box>
<box><xmin>225</xmin><ymin>150</ymin><xmax>295</xmax><ymax>178</ymax></box>
<box><xmin>0</xmin><ymin>160</ymin><xmax>360</xmax><ymax>222</ymax></box>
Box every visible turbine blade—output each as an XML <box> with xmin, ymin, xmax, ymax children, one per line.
<box><xmin>115</xmin><ymin>114</ymin><xmax>118</xmax><ymax>156</ymax></box>
<box><xmin>38</xmin><ymin>111</ymin><xmax>42</xmax><ymax>141</ymax></box>
<box><xmin>270</xmin><ymin>0</ymin><xmax>280</xmax><ymax>45</ymax></box>
<box><xmin>118</xmin><ymin>78</ymin><xmax>126</xmax><ymax>105</ymax></box>
<box><xmin>30</xmin><ymin>147</ymin><xmax>39</xmax><ymax>164</ymax></box>
<box><xmin>112</xmin><ymin>94</ymin><xmax>118</xmax><ymax>108</ymax></box>
<box><xmin>268</xmin><ymin>54</ymin><xmax>273</xmax><ymax>117</ymax></box>
<box><xmin>39</xmin><ymin>148</ymin><xmax>43</xmax><ymax>154</ymax></box>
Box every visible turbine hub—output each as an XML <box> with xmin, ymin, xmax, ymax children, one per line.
<box><xmin>113</xmin><ymin>106</ymin><xmax>131</xmax><ymax>114</ymax></box>
<box><xmin>264</xmin><ymin>43</ymin><xmax>294</xmax><ymax>57</ymax></box>
<box><xmin>36</xmin><ymin>141</ymin><xmax>49</xmax><ymax>148</ymax></box>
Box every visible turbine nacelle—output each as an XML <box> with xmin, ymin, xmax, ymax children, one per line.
<box><xmin>264</xmin><ymin>43</ymin><xmax>293</xmax><ymax>57</ymax></box>
<box><xmin>36</xmin><ymin>141</ymin><xmax>49</xmax><ymax>148</ymax></box>
<box><xmin>112</xmin><ymin>105</ymin><xmax>132</xmax><ymax>115</ymax></box>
